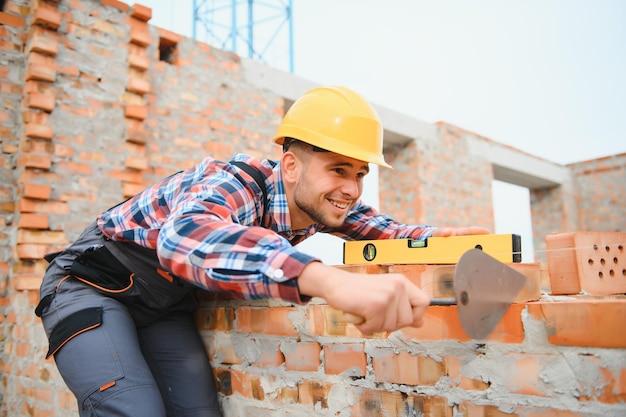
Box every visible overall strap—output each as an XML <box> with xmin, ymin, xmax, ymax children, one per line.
<box><xmin>230</xmin><ymin>160</ymin><xmax>270</xmax><ymax>225</ymax></box>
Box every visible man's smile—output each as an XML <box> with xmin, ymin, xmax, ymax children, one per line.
<box><xmin>328</xmin><ymin>198</ymin><xmax>350</xmax><ymax>210</ymax></box>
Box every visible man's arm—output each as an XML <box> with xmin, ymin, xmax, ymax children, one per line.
<box><xmin>328</xmin><ymin>200</ymin><xmax>489</xmax><ymax>242</ymax></box>
<box><xmin>431</xmin><ymin>226</ymin><xmax>490</xmax><ymax>237</ymax></box>
<box><xmin>297</xmin><ymin>261</ymin><xmax>431</xmax><ymax>334</ymax></box>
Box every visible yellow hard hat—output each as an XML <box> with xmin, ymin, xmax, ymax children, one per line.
<box><xmin>273</xmin><ymin>86</ymin><xmax>392</xmax><ymax>168</ymax></box>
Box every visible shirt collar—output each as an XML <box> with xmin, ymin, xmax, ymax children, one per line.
<box><xmin>269</xmin><ymin>161</ymin><xmax>323</xmax><ymax>238</ymax></box>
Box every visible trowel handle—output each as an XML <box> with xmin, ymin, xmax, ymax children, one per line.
<box><xmin>429</xmin><ymin>297</ymin><xmax>456</xmax><ymax>306</ymax></box>
<box><xmin>342</xmin><ymin>297</ymin><xmax>457</xmax><ymax>324</ymax></box>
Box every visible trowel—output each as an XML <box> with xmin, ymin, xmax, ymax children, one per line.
<box><xmin>344</xmin><ymin>248</ymin><xmax>527</xmax><ymax>339</ymax></box>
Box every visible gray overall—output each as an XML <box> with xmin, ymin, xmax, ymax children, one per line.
<box><xmin>36</xmin><ymin>221</ymin><xmax>223</xmax><ymax>417</ymax></box>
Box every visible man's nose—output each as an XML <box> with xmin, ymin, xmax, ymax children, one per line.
<box><xmin>341</xmin><ymin>177</ymin><xmax>360</xmax><ymax>197</ymax></box>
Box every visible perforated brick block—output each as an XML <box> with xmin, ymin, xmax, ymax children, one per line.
<box><xmin>546</xmin><ymin>232</ymin><xmax>626</xmax><ymax>295</ymax></box>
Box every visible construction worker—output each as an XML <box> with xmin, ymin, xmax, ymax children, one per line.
<box><xmin>36</xmin><ymin>86</ymin><xmax>489</xmax><ymax>416</ymax></box>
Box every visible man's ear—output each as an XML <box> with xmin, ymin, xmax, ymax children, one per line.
<box><xmin>280</xmin><ymin>151</ymin><xmax>300</xmax><ymax>184</ymax></box>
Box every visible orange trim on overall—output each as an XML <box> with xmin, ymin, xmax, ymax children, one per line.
<box><xmin>73</xmin><ymin>273</ymin><xmax>135</xmax><ymax>293</ymax></box>
<box><xmin>56</xmin><ymin>274</ymin><xmax>72</xmax><ymax>291</ymax></box>
<box><xmin>47</xmin><ymin>322</ymin><xmax>102</xmax><ymax>358</ymax></box>
<box><xmin>156</xmin><ymin>268</ymin><xmax>174</xmax><ymax>283</ymax></box>
<box><xmin>99</xmin><ymin>380</ymin><xmax>116</xmax><ymax>391</ymax></box>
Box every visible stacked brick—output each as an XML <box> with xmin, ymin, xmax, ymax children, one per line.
<box><xmin>1</xmin><ymin>0</ymin><xmax>625</xmax><ymax>416</ymax></box>
<box><xmin>14</xmin><ymin>2</ymin><xmax>63</xmax><ymax>291</ymax></box>
<box><xmin>0</xmin><ymin>2</ymin><xmax>28</xmax><ymax>296</ymax></box>
<box><xmin>198</xmin><ymin>287</ymin><xmax>626</xmax><ymax>416</ymax></box>
<box><xmin>119</xmin><ymin>0</ymin><xmax>152</xmax><ymax>198</ymax></box>
<box><xmin>1</xmin><ymin>1</ymin><xmax>71</xmax><ymax>414</ymax></box>
<box><xmin>198</xmin><ymin>250</ymin><xmax>626</xmax><ymax>416</ymax></box>
<box><xmin>568</xmin><ymin>154</ymin><xmax>626</xmax><ymax>232</ymax></box>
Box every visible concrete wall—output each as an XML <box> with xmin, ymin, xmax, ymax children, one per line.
<box><xmin>1</xmin><ymin>0</ymin><xmax>625</xmax><ymax>416</ymax></box>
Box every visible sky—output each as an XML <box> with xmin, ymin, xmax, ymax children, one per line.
<box><xmin>140</xmin><ymin>0</ymin><xmax>625</xmax><ymax>263</ymax></box>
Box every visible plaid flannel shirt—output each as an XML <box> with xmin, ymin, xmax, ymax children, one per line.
<box><xmin>98</xmin><ymin>153</ymin><xmax>436</xmax><ymax>303</ymax></box>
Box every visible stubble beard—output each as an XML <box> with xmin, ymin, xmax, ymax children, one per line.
<box><xmin>293</xmin><ymin>182</ymin><xmax>345</xmax><ymax>228</ymax></box>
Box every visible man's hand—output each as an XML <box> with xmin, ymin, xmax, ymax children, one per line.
<box><xmin>431</xmin><ymin>226</ymin><xmax>490</xmax><ymax>237</ymax></box>
<box><xmin>298</xmin><ymin>262</ymin><xmax>430</xmax><ymax>334</ymax></box>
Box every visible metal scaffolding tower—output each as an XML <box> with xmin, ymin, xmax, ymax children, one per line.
<box><xmin>192</xmin><ymin>0</ymin><xmax>294</xmax><ymax>73</ymax></box>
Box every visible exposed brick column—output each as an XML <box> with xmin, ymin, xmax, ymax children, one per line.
<box><xmin>14</xmin><ymin>2</ymin><xmax>64</xmax><ymax>291</ymax></box>
<box><xmin>121</xmin><ymin>3</ymin><xmax>152</xmax><ymax>197</ymax></box>
<box><xmin>0</xmin><ymin>3</ymin><xmax>28</xmax><ymax>295</ymax></box>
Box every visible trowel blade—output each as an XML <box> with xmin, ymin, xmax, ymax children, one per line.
<box><xmin>454</xmin><ymin>248</ymin><xmax>527</xmax><ymax>339</ymax></box>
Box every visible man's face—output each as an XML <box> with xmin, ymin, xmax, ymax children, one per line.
<box><xmin>292</xmin><ymin>151</ymin><xmax>369</xmax><ymax>228</ymax></box>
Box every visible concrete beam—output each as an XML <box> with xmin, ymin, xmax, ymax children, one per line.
<box><xmin>465</xmin><ymin>135</ymin><xmax>570</xmax><ymax>189</ymax></box>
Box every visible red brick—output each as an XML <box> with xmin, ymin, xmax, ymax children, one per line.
<box><xmin>17</xmin><ymin>154</ymin><xmax>52</xmax><ymax>169</ymax></box>
<box><xmin>507</xmin><ymin>354</ymin><xmax>547</xmax><ymax>397</ymax></box>
<box><xmin>546</xmin><ymin>232</ymin><xmax>626</xmax><ymax>295</ymax></box>
<box><xmin>27</xmin><ymin>27</ymin><xmax>59</xmax><ymax>56</ymax></box>
<box><xmin>398</xmin><ymin>304</ymin><xmax>525</xmax><ymax>343</ymax></box>
<box><xmin>22</xmin><ymin>183</ymin><xmax>51</xmax><ymax>200</ymax></box>
<box><xmin>458</xmin><ymin>403</ymin><xmax>518</xmax><ymax>417</ymax></box>
<box><xmin>195</xmin><ymin>307</ymin><xmax>234</xmax><ymax>331</ymax></box>
<box><xmin>13</xmin><ymin>259</ymin><xmax>48</xmax><ymax>277</ymax></box>
<box><xmin>282</xmin><ymin>341</ymin><xmax>320</xmax><ymax>372</ymax></box>
<box><xmin>277</xmin><ymin>386</ymin><xmax>299</xmax><ymax>404</ymax></box>
<box><xmin>18</xmin><ymin>229</ymin><xmax>66</xmax><ymax>245</ymax></box>
<box><xmin>236</xmin><ymin>306</ymin><xmax>298</xmax><ymax>336</ymax></box>
<box><xmin>26</xmin><ymin>92</ymin><xmax>56</xmax><ymax>112</ymax></box>
<box><xmin>528</xmin><ymin>299</ymin><xmax>626</xmax><ymax>348</ymax></box>
<box><xmin>122</xmin><ymin>181</ymin><xmax>146</xmax><ymax>198</ymax></box>
<box><xmin>214</xmin><ymin>368</ymin><xmax>265</xmax><ymax>400</ymax></box>
<box><xmin>24</xmin><ymin>122</ymin><xmax>54</xmax><ymax>139</ymax></box>
<box><xmin>323</xmin><ymin>343</ymin><xmax>366</xmax><ymax>376</ymax></box>
<box><xmin>371</xmin><ymin>349</ymin><xmax>444</xmax><ymax>386</ymax></box>
<box><xmin>25</xmin><ymin>61</ymin><xmax>57</xmax><ymax>83</ymax></box>
<box><xmin>107</xmin><ymin>168</ymin><xmax>144</xmax><ymax>184</ymax></box>
<box><xmin>128</xmin><ymin>50</ymin><xmax>149</xmax><ymax>71</ymax></box>
<box><xmin>297</xmin><ymin>381</ymin><xmax>331</xmax><ymax>409</ymax></box>
<box><xmin>22</xmin><ymin>108</ymin><xmax>50</xmax><ymax>124</ymax></box>
<box><xmin>12</xmin><ymin>275</ymin><xmax>42</xmax><ymax>291</ymax></box>
<box><xmin>16</xmin><ymin>244</ymin><xmax>49</xmax><ymax>260</ymax></box>
<box><xmin>129</xmin><ymin>21</ymin><xmax>150</xmax><ymax>47</ymax></box>
<box><xmin>204</xmin><ymin>333</ymin><xmax>243</xmax><ymax>365</ymax></box>
<box><xmin>0</xmin><ymin>202</ymin><xmax>16</xmax><ymax>213</ymax></box>
<box><xmin>125</xmin><ymin>124</ymin><xmax>148</xmax><ymax>144</ymax></box>
<box><xmin>124</xmin><ymin>104</ymin><xmax>148</xmax><ymax>120</ymax></box>
<box><xmin>157</xmin><ymin>27</ymin><xmax>182</xmax><ymax>46</ymax></box>
<box><xmin>0</xmin><ymin>11</ymin><xmax>25</xmax><ymax>27</ymax></box>
<box><xmin>126</xmin><ymin>75</ymin><xmax>150</xmax><ymax>95</ymax></box>
<box><xmin>17</xmin><ymin>199</ymin><xmax>69</xmax><ymax>215</ymax></box>
<box><xmin>33</xmin><ymin>4</ymin><xmax>62</xmax><ymax>30</ymax></box>
<box><xmin>124</xmin><ymin>155</ymin><xmax>148</xmax><ymax>171</ymax></box>
<box><xmin>130</xmin><ymin>4</ymin><xmax>152</xmax><ymax>22</ymax></box>
<box><xmin>55</xmin><ymin>161</ymin><xmax>92</xmax><ymax>175</ymax></box>
<box><xmin>251</xmin><ymin>340</ymin><xmax>285</xmax><ymax>367</ymax></box>
<box><xmin>444</xmin><ymin>356</ymin><xmax>490</xmax><ymax>391</ymax></box>
<box><xmin>352</xmin><ymin>389</ymin><xmax>453</xmax><ymax>417</ymax></box>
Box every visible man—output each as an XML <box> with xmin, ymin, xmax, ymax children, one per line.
<box><xmin>36</xmin><ymin>86</ymin><xmax>488</xmax><ymax>416</ymax></box>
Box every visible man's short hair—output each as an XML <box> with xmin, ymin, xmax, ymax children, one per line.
<box><xmin>282</xmin><ymin>137</ymin><xmax>329</xmax><ymax>154</ymax></box>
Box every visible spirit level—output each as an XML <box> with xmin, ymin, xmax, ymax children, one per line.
<box><xmin>343</xmin><ymin>234</ymin><xmax>521</xmax><ymax>265</ymax></box>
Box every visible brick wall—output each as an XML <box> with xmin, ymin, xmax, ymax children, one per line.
<box><xmin>568</xmin><ymin>154</ymin><xmax>626</xmax><ymax>232</ymax></box>
<box><xmin>530</xmin><ymin>154</ymin><xmax>626</xmax><ymax>256</ymax></box>
<box><xmin>1</xmin><ymin>0</ymin><xmax>625</xmax><ymax>416</ymax></box>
